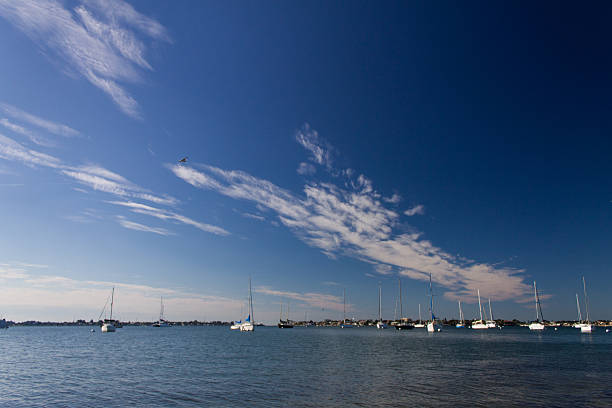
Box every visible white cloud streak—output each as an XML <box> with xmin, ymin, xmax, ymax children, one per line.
<box><xmin>255</xmin><ymin>286</ymin><xmax>344</xmax><ymax>312</ymax></box>
<box><xmin>116</xmin><ymin>215</ymin><xmax>174</xmax><ymax>236</ymax></box>
<box><xmin>0</xmin><ymin>0</ymin><xmax>169</xmax><ymax>118</ymax></box>
<box><xmin>0</xmin><ymin>118</ymin><xmax>53</xmax><ymax>147</ymax></box>
<box><xmin>383</xmin><ymin>193</ymin><xmax>402</xmax><ymax>204</ymax></box>
<box><xmin>295</xmin><ymin>124</ymin><xmax>333</xmax><ymax>168</ymax></box>
<box><xmin>0</xmin><ymin>262</ymin><xmax>241</xmax><ymax>322</ymax></box>
<box><xmin>0</xmin><ymin>103</ymin><xmax>79</xmax><ymax>137</ymax></box>
<box><xmin>0</xmin><ymin>134</ymin><xmax>228</xmax><ymax>236</ymax></box>
<box><xmin>0</xmin><ymin>133</ymin><xmax>178</xmax><ymax>206</ymax></box>
<box><xmin>297</xmin><ymin>162</ymin><xmax>316</xmax><ymax>176</ymax></box>
<box><xmin>108</xmin><ymin>201</ymin><xmax>229</xmax><ymax>236</ymax></box>
<box><xmin>404</xmin><ymin>204</ymin><xmax>425</xmax><ymax>216</ymax></box>
<box><xmin>169</xmin><ymin>126</ymin><xmax>532</xmax><ymax>301</ymax></box>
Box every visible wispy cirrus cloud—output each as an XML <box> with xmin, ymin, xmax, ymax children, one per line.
<box><xmin>297</xmin><ymin>162</ymin><xmax>316</xmax><ymax>176</ymax></box>
<box><xmin>0</xmin><ymin>133</ymin><xmax>63</xmax><ymax>168</ymax></box>
<box><xmin>383</xmin><ymin>193</ymin><xmax>402</xmax><ymax>204</ymax></box>
<box><xmin>404</xmin><ymin>204</ymin><xmax>425</xmax><ymax>216</ymax></box>
<box><xmin>255</xmin><ymin>286</ymin><xmax>344</xmax><ymax>312</ymax></box>
<box><xmin>374</xmin><ymin>264</ymin><xmax>393</xmax><ymax>275</ymax></box>
<box><xmin>295</xmin><ymin>124</ymin><xmax>333</xmax><ymax>168</ymax></box>
<box><xmin>0</xmin><ymin>118</ymin><xmax>53</xmax><ymax>147</ymax></box>
<box><xmin>0</xmin><ymin>133</ymin><xmax>177</xmax><ymax>206</ymax></box>
<box><xmin>0</xmin><ymin>103</ymin><xmax>79</xmax><ymax>138</ymax></box>
<box><xmin>169</xmin><ymin>125</ymin><xmax>532</xmax><ymax>302</ymax></box>
<box><xmin>0</xmin><ymin>262</ymin><xmax>241</xmax><ymax>322</ymax></box>
<box><xmin>108</xmin><ymin>201</ymin><xmax>229</xmax><ymax>236</ymax></box>
<box><xmin>0</xmin><ymin>133</ymin><xmax>227</xmax><ymax>237</ymax></box>
<box><xmin>116</xmin><ymin>215</ymin><xmax>174</xmax><ymax>236</ymax></box>
<box><xmin>0</xmin><ymin>0</ymin><xmax>169</xmax><ymax>118</ymax></box>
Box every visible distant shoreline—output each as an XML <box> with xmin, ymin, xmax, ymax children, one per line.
<box><xmin>3</xmin><ymin>318</ymin><xmax>612</xmax><ymax>328</ymax></box>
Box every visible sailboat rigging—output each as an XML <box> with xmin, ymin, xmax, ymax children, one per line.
<box><xmin>101</xmin><ymin>287</ymin><xmax>116</xmax><ymax>333</ymax></box>
<box><xmin>471</xmin><ymin>289</ymin><xmax>487</xmax><ymax>329</ymax></box>
<box><xmin>426</xmin><ymin>273</ymin><xmax>438</xmax><ymax>332</ymax></box>
<box><xmin>395</xmin><ymin>278</ymin><xmax>413</xmax><ymax>330</ymax></box>
<box><xmin>528</xmin><ymin>281</ymin><xmax>545</xmax><ymax>331</ymax></box>
<box><xmin>341</xmin><ymin>288</ymin><xmax>353</xmax><ymax>328</ymax></box>
<box><xmin>414</xmin><ymin>304</ymin><xmax>425</xmax><ymax>328</ymax></box>
<box><xmin>376</xmin><ymin>282</ymin><xmax>386</xmax><ymax>329</ymax></box>
<box><xmin>278</xmin><ymin>302</ymin><xmax>294</xmax><ymax>328</ymax></box>
<box><xmin>153</xmin><ymin>296</ymin><xmax>170</xmax><ymax>327</ymax></box>
<box><xmin>579</xmin><ymin>276</ymin><xmax>592</xmax><ymax>333</ymax></box>
<box><xmin>456</xmin><ymin>300</ymin><xmax>465</xmax><ymax>328</ymax></box>
<box><xmin>240</xmin><ymin>277</ymin><xmax>255</xmax><ymax>331</ymax></box>
<box><xmin>486</xmin><ymin>298</ymin><xmax>496</xmax><ymax>328</ymax></box>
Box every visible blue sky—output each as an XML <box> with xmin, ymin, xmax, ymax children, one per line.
<box><xmin>0</xmin><ymin>1</ymin><xmax>610</xmax><ymax>323</ymax></box>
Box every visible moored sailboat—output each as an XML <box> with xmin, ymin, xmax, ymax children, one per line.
<box><xmin>414</xmin><ymin>304</ymin><xmax>425</xmax><ymax>328</ymax></box>
<box><xmin>341</xmin><ymin>288</ymin><xmax>354</xmax><ymax>328</ymax></box>
<box><xmin>471</xmin><ymin>289</ymin><xmax>488</xmax><ymax>330</ymax></box>
<box><xmin>240</xmin><ymin>277</ymin><xmax>255</xmax><ymax>332</ymax></box>
<box><xmin>456</xmin><ymin>300</ymin><xmax>465</xmax><ymax>328</ymax></box>
<box><xmin>528</xmin><ymin>281</ymin><xmax>545</xmax><ymax>331</ymax></box>
<box><xmin>152</xmin><ymin>296</ymin><xmax>170</xmax><ymax>327</ymax></box>
<box><xmin>376</xmin><ymin>282</ymin><xmax>387</xmax><ymax>329</ymax></box>
<box><xmin>395</xmin><ymin>278</ymin><xmax>413</xmax><ymax>330</ymax></box>
<box><xmin>579</xmin><ymin>276</ymin><xmax>592</xmax><ymax>333</ymax></box>
<box><xmin>101</xmin><ymin>287</ymin><xmax>116</xmax><ymax>333</ymax></box>
<box><xmin>278</xmin><ymin>303</ymin><xmax>294</xmax><ymax>328</ymax></box>
<box><xmin>426</xmin><ymin>274</ymin><xmax>439</xmax><ymax>333</ymax></box>
<box><xmin>573</xmin><ymin>293</ymin><xmax>584</xmax><ymax>329</ymax></box>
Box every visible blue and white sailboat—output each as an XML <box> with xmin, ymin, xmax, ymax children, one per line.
<box><xmin>240</xmin><ymin>277</ymin><xmax>255</xmax><ymax>332</ymax></box>
<box><xmin>456</xmin><ymin>300</ymin><xmax>465</xmax><ymax>328</ymax></box>
<box><xmin>427</xmin><ymin>274</ymin><xmax>439</xmax><ymax>333</ymax></box>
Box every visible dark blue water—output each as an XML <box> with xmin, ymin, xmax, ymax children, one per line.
<box><xmin>1</xmin><ymin>326</ymin><xmax>610</xmax><ymax>407</ymax></box>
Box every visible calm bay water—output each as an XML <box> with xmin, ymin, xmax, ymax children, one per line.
<box><xmin>1</xmin><ymin>326</ymin><xmax>611</xmax><ymax>407</ymax></box>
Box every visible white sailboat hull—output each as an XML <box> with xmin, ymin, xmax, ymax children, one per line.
<box><xmin>240</xmin><ymin>322</ymin><xmax>254</xmax><ymax>331</ymax></box>
<box><xmin>580</xmin><ymin>324</ymin><xmax>592</xmax><ymax>333</ymax></box>
<box><xmin>472</xmin><ymin>321</ymin><xmax>488</xmax><ymax>330</ymax></box>
<box><xmin>529</xmin><ymin>322</ymin><xmax>545</xmax><ymax>331</ymax></box>
<box><xmin>486</xmin><ymin>321</ymin><xmax>496</xmax><ymax>328</ymax></box>
<box><xmin>376</xmin><ymin>322</ymin><xmax>387</xmax><ymax>329</ymax></box>
<box><xmin>427</xmin><ymin>322</ymin><xmax>438</xmax><ymax>332</ymax></box>
<box><xmin>101</xmin><ymin>323</ymin><xmax>115</xmax><ymax>332</ymax></box>
<box><xmin>414</xmin><ymin>323</ymin><xmax>425</xmax><ymax>328</ymax></box>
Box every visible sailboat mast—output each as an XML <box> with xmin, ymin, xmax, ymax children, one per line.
<box><xmin>399</xmin><ymin>279</ymin><xmax>403</xmax><ymax>320</ymax></box>
<box><xmin>533</xmin><ymin>281</ymin><xmax>539</xmax><ymax>321</ymax></box>
<box><xmin>378</xmin><ymin>283</ymin><xmax>382</xmax><ymax>322</ymax></box>
<box><xmin>249</xmin><ymin>276</ymin><xmax>254</xmax><ymax>324</ymax></box>
<box><xmin>429</xmin><ymin>274</ymin><xmax>434</xmax><ymax>321</ymax></box>
<box><xmin>343</xmin><ymin>288</ymin><xmax>346</xmax><ymax>323</ymax></box>
<box><xmin>110</xmin><ymin>287</ymin><xmax>114</xmax><ymax>320</ymax></box>
<box><xmin>576</xmin><ymin>293</ymin><xmax>582</xmax><ymax>322</ymax></box>
<box><xmin>280</xmin><ymin>303</ymin><xmax>283</xmax><ymax>322</ymax></box>
<box><xmin>418</xmin><ymin>304</ymin><xmax>422</xmax><ymax>323</ymax></box>
<box><xmin>478</xmin><ymin>289</ymin><xmax>483</xmax><ymax>321</ymax></box>
<box><xmin>159</xmin><ymin>296</ymin><xmax>164</xmax><ymax>321</ymax></box>
<box><xmin>488</xmin><ymin>298</ymin><xmax>493</xmax><ymax>321</ymax></box>
<box><xmin>458</xmin><ymin>300</ymin><xmax>463</xmax><ymax>323</ymax></box>
<box><xmin>582</xmin><ymin>276</ymin><xmax>590</xmax><ymax>323</ymax></box>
